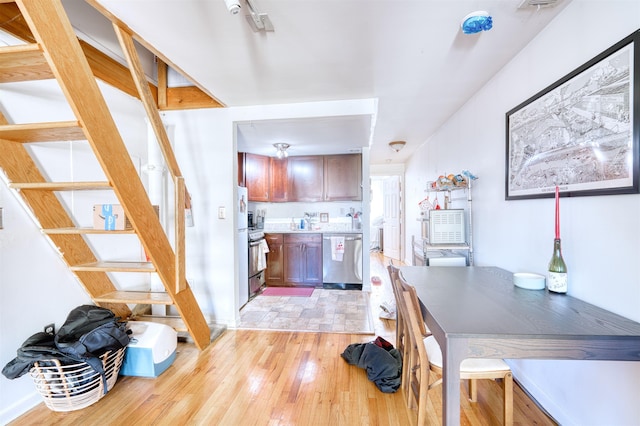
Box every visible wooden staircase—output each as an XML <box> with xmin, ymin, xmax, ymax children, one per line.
<box><xmin>0</xmin><ymin>1</ymin><xmax>211</xmax><ymax>349</ymax></box>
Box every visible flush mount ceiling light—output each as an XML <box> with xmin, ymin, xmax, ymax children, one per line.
<box><xmin>274</xmin><ymin>143</ymin><xmax>290</xmax><ymax>159</ymax></box>
<box><xmin>461</xmin><ymin>11</ymin><xmax>493</xmax><ymax>34</ymax></box>
<box><xmin>388</xmin><ymin>141</ymin><xmax>406</xmax><ymax>153</ymax></box>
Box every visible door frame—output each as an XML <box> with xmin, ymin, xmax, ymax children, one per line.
<box><xmin>370</xmin><ymin>164</ymin><xmax>405</xmax><ymax>263</ymax></box>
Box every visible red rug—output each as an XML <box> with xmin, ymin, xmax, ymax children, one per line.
<box><xmin>261</xmin><ymin>287</ymin><xmax>314</xmax><ymax>297</ymax></box>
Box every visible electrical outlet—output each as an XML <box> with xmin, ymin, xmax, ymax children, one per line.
<box><xmin>44</xmin><ymin>323</ymin><xmax>55</xmax><ymax>335</ymax></box>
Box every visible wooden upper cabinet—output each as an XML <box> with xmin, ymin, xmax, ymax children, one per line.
<box><xmin>244</xmin><ymin>153</ymin><xmax>361</xmax><ymax>202</ymax></box>
<box><xmin>237</xmin><ymin>152</ymin><xmax>246</xmax><ymax>187</ymax></box>
<box><xmin>288</xmin><ymin>156</ymin><xmax>324</xmax><ymax>202</ymax></box>
<box><xmin>245</xmin><ymin>153</ymin><xmax>270</xmax><ymax>202</ymax></box>
<box><xmin>270</xmin><ymin>158</ymin><xmax>288</xmax><ymax>202</ymax></box>
<box><xmin>324</xmin><ymin>154</ymin><xmax>362</xmax><ymax>201</ymax></box>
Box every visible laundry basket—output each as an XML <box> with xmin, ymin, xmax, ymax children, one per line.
<box><xmin>29</xmin><ymin>347</ymin><xmax>125</xmax><ymax>412</ymax></box>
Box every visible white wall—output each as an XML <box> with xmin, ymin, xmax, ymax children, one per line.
<box><xmin>405</xmin><ymin>1</ymin><xmax>640</xmax><ymax>424</ymax></box>
<box><xmin>0</xmin><ymin>81</ymin><xmax>148</xmax><ymax>423</ymax></box>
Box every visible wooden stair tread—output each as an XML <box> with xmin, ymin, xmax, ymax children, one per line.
<box><xmin>0</xmin><ymin>121</ymin><xmax>85</xmax><ymax>142</ymax></box>
<box><xmin>42</xmin><ymin>227</ymin><xmax>136</xmax><ymax>235</ymax></box>
<box><xmin>0</xmin><ymin>43</ymin><xmax>54</xmax><ymax>83</ymax></box>
<box><xmin>94</xmin><ymin>291</ymin><xmax>172</xmax><ymax>305</ymax></box>
<box><xmin>132</xmin><ymin>315</ymin><xmax>188</xmax><ymax>332</ymax></box>
<box><xmin>70</xmin><ymin>261</ymin><xmax>155</xmax><ymax>272</ymax></box>
<box><xmin>9</xmin><ymin>181</ymin><xmax>111</xmax><ymax>191</ymax></box>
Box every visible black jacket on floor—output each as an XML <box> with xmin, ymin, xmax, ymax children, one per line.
<box><xmin>341</xmin><ymin>341</ymin><xmax>402</xmax><ymax>393</ymax></box>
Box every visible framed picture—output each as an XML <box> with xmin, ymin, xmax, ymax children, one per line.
<box><xmin>320</xmin><ymin>212</ymin><xmax>329</xmax><ymax>223</ymax></box>
<box><xmin>505</xmin><ymin>30</ymin><xmax>639</xmax><ymax>200</ymax></box>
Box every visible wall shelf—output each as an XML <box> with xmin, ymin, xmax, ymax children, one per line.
<box><xmin>420</xmin><ymin>174</ymin><xmax>476</xmax><ymax>266</ymax></box>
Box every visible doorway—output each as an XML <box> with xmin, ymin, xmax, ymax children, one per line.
<box><xmin>370</xmin><ymin>174</ymin><xmax>403</xmax><ymax>262</ymax></box>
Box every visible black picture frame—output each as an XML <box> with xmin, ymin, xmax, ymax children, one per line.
<box><xmin>505</xmin><ymin>30</ymin><xmax>639</xmax><ymax>200</ymax></box>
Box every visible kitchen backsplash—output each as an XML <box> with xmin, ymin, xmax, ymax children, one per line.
<box><xmin>264</xmin><ymin>217</ymin><xmax>355</xmax><ymax>232</ymax></box>
<box><xmin>249</xmin><ymin>201</ymin><xmax>363</xmax><ymax>232</ymax></box>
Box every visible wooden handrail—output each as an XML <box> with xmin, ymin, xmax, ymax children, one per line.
<box><xmin>175</xmin><ymin>176</ymin><xmax>187</xmax><ymax>294</ymax></box>
<box><xmin>113</xmin><ymin>24</ymin><xmax>183</xmax><ymax>183</ymax></box>
<box><xmin>114</xmin><ymin>22</ymin><xmax>192</xmax><ymax>292</ymax></box>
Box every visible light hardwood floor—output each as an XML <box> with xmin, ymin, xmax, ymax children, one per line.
<box><xmin>10</xmin><ymin>252</ymin><xmax>556</xmax><ymax>425</ymax></box>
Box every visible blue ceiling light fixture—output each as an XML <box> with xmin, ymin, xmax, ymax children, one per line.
<box><xmin>461</xmin><ymin>11</ymin><xmax>493</xmax><ymax>34</ymax></box>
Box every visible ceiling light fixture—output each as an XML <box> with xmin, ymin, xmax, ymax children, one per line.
<box><xmin>274</xmin><ymin>143</ymin><xmax>290</xmax><ymax>159</ymax></box>
<box><xmin>388</xmin><ymin>141</ymin><xmax>406</xmax><ymax>153</ymax></box>
<box><xmin>461</xmin><ymin>11</ymin><xmax>493</xmax><ymax>34</ymax></box>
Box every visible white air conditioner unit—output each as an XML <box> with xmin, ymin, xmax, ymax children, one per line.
<box><xmin>429</xmin><ymin>209</ymin><xmax>466</xmax><ymax>244</ymax></box>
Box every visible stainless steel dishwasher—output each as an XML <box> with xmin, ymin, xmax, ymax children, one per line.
<box><xmin>322</xmin><ymin>233</ymin><xmax>363</xmax><ymax>290</ymax></box>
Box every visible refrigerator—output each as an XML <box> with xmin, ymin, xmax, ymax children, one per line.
<box><xmin>237</xmin><ymin>186</ymin><xmax>249</xmax><ymax>308</ymax></box>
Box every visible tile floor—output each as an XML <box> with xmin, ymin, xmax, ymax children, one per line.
<box><xmin>238</xmin><ymin>288</ymin><xmax>375</xmax><ymax>334</ymax></box>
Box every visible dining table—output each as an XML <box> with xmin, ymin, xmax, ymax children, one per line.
<box><xmin>399</xmin><ymin>265</ymin><xmax>640</xmax><ymax>426</ymax></box>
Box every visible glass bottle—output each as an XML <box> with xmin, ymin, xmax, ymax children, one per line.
<box><xmin>547</xmin><ymin>238</ymin><xmax>567</xmax><ymax>293</ymax></box>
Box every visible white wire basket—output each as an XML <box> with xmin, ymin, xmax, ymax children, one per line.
<box><xmin>29</xmin><ymin>347</ymin><xmax>125</xmax><ymax>412</ymax></box>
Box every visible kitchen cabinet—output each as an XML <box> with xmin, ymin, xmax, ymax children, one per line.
<box><xmin>287</xmin><ymin>156</ymin><xmax>324</xmax><ymax>202</ymax></box>
<box><xmin>264</xmin><ymin>233</ymin><xmax>284</xmax><ymax>286</ymax></box>
<box><xmin>237</xmin><ymin>152</ymin><xmax>246</xmax><ymax>187</ymax></box>
<box><xmin>270</xmin><ymin>158</ymin><xmax>288</xmax><ymax>202</ymax></box>
<box><xmin>324</xmin><ymin>154</ymin><xmax>362</xmax><ymax>201</ymax></box>
<box><xmin>283</xmin><ymin>233</ymin><xmax>322</xmax><ymax>287</ymax></box>
<box><xmin>245</xmin><ymin>153</ymin><xmax>270</xmax><ymax>201</ymax></box>
<box><xmin>243</xmin><ymin>153</ymin><xmax>362</xmax><ymax>202</ymax></box>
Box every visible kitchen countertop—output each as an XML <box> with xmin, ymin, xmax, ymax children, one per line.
<box><xmin>263</xmin><ymin>229</ymin><xmax>363</xmax><ymax>234</ymax></box>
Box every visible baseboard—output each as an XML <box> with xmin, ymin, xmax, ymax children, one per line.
<box><xmin>0</xmin><ymin>391</ymin><xmax>42</xmax><ymax>425</ymax></box>
<box><xmin>322</xmin><ymin>283</ymin><xmax>363</xmax><ymax>290</ymax></box>
<box><xmin>507</xmin><ymin>362</ymin><xmax>565</xmax><ymax>426</ymax></box>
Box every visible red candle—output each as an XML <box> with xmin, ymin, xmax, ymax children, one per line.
<box><xmin>555</xmin><ymin>186</ymin><xmax>560</xmax><ymax>239</ymax></box>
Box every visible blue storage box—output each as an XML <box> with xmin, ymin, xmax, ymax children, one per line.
<box><xmin>120</xmin><ymin>321</ymin><xmax>177</xmax><ymax>378</ymax></box>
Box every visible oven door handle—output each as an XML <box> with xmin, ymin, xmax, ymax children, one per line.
<box><xmin>249</xmin><ymin>240</ymin><xmax>264</xmax><ymax>247</ymax></box>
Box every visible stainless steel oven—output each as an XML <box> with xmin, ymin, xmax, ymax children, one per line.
<box><xmin>248</xmin><ymin>230</ymin><xmax>266</xmax><ymax>297</ymax></box>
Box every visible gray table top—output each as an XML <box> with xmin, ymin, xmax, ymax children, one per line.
<box><xmin>400</xmin><ymin>266</ymin><xmax>640</xmax><ymax>341</ymax></box>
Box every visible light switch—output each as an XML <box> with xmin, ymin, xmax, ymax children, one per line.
<box><xmin>218</xmin><ymin>206</ymin><xmax>226</xmax><ymax>219</ymax></box>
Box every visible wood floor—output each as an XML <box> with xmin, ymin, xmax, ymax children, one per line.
<box><xmin>11</xmin><ymin>253</ymin><xmax>556</xmax><ymax>425</ymax></box>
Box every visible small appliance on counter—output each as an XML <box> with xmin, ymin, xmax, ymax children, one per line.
<box><xmin>255</xmin><ymin>209</ymin><xmax>265</xmax><ymax>229</ymax></box>
<box><xmin>347</xmin><ymin>208</ymin><xmax>362</xmax><ymax>230</ymax></box>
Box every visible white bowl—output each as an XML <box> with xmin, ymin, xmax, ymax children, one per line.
<box><xmin>513</xmin><ymin>272</ymin><xmax>545</xmax><ymax>290</ymax></box>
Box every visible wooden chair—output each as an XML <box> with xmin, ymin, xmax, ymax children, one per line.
<box><xmin>386</xmin><ymin>262</ymin><xmax>404</xmax><ymax>352</ymax></box>
<box><xmin>386</xmin><ymin>263</ymin><xmax>410</xmax><ymax>397</ymax></box>
<box><xmin>399</xmin><ymin>275</ymin><xmax>514</xmax><ymax>426</ymax></box>
<box><xmin>397</xmin><ymin>287</ymin><xmax>432</xmax><ymax>425</ymax></box>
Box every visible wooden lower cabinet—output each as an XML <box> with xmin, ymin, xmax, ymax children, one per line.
<box><xmin>265</xmin><ymin>233</ymin><xmax>322</xmax><ymax>287</ymax></box>
<box><xmin>265</xmin><ymin>233</ymin><xmax>284</xmax><ymax>286</ymax></box>
<box><xmin>284</xmin><ymin>233</ymin><xmax>322</xmax><ymax>287</ymax></box>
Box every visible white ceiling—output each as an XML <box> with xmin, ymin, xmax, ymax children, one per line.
<box><xmin>68</xmin><ymin>0</ymin><xmax>570</xmax><ymax>164</ymax></box>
